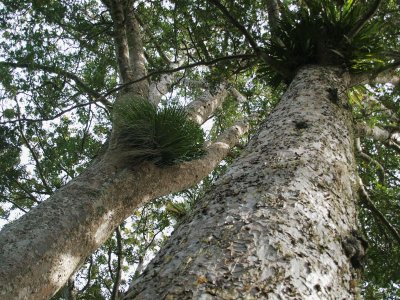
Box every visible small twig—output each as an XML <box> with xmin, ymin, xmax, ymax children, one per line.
<box><xmin>0</xmin><ymin>100</ymin><xmax>104</xmax><ymax>125</ymax></box>
<box><xmin>0</xmin><ymin>61</ymin><xmax>112</xmax><ymax>109</ymax></box>
<box><xmin>4</xmin><ymin>199</ymin><xmax>28</xmax><ymax>213</ymax></box>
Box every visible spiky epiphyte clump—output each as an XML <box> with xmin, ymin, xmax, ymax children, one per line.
<box><xmin>258</xmin><ymin>0</ymin><xmax>387</xmax><ymax>86</ymax></box>
<box><xmin>113</xmin><ymin>98</ymin><xmax>205</xmax><ymax>166</ymax></box>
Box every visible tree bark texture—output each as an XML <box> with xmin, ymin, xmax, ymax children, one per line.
<box><xmin>125</xmin><ymin>65</ymin><xmax>360</xmax><ymax>299</ymax></box>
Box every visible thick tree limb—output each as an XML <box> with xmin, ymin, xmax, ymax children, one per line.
<box><xmin>61</xmin><ymin>278</ymin><xmax>76</xmax><ymax>300</ymax></box>
<box><xmin>362</xmin><ymin>95</ymin><xmax>399</xmax><ymax>123</ymax></box>
<box><xmin>0</xmin><ymin>115</ymin><xmax>248</xmax><ymax>299</ymax></box>
<box><xmin>355</xmin><ymin>122</ymin><xmax>400</xmax><ymax>153</ymax></box>
<box><xmin>186</xmin><ymin>82</ymin><xmax>229</xmax><ymax>124</ymax></box>
<box><xmin>350</xmin><ymin>62</ymin><xmax>400</xmax><ymax>87</ymax></box>
<box><xmin>148</xmin><ymin>62</ymin><xmax>181</xmax><ymax>105</ymax></box>
<box><xmin>358</xmin><ymin>178</ymin><xmax>400</xmax><ymax>244</ymax></box>
<box><xmin>125</xmin><ymin>8</ymin><xmax>149</xmax><ymax>97</ymax></box>
<box><xmin>180</xmin><ymin>79</ymin><xmax>207</xmax><ymax>89</ymax></box>
<box><xmin>109</xmin><ymin>0</ymin><xmax>134</xmax><ymax>84</ymax></box>
<box><xmin>229</xmin><ymin>86</ymin><xmax>247</xmax><ymax>103</ymax></box>
<box><xmin>265</xmin><ymin>0</ymin><xmax>280</xmax><ymax>33</ymax></box>
<box><xmin>134</xmin><ymin>12</ymin><xmax>171</xmax><ymax>64</ymax></box>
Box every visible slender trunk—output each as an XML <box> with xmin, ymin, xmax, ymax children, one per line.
<box><xmin>125</xmin><ymin>65</ymin><xmax>361</xmax><ymax>299</ymax></box>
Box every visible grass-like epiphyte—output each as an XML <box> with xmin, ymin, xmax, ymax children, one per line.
<box><xmin>258</xmin><ymin>0</ymin><xmax>387</xmax><ymax>87</ymax></box>
<box><xmin>113</xmin><ymin>98</ymin><xmax>205</xmax><ymax>166</ymax></box>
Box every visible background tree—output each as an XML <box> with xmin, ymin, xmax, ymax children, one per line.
<box><xmin>0</xmin><ymin>0</ymin><xmax>399</xmax><ymax>299</ymax></box>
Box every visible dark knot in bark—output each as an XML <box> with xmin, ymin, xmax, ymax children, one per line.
<box><xmin>342</xmin><ymin>230</ymin><xmax>369</xmax><ymax>269</ymax></box>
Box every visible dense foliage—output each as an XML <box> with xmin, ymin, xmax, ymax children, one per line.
<box><xmin>0</xmin><ymin>0</ymin><xmax>399</xmax><ymax>298</ymax></box>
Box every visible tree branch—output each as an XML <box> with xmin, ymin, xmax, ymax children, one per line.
<box><xmin>107</xmin><ymin>244</ymin><xmax>115</xmax><ymax>281</ymax></box>
<box><xmin>134</xmin><ymin>12</ymin><xmax>171</xmax><ymax>64</ymax></box>
<box><xmin>229</xmin><ymin>86</ymin><xmax>247</xmax><ymax>103</ymax></box>
<box><xmin>265</xmin><ymin>0</ymin><xmax>280</xmax><ymax>33</ymax></box>
<box><xmin>350</xmin><ymin>61</ymin><xmax>400</xmax><ymax>87</ymax></box>
<box><xmin>207</xmin><ymin>0</ymin><xmax>259</xmax><ymax>52</ymax></box>
<box><xmin>111</xmin><ymin>226</ymin><xmax>123</xmax><ymax>300</ymax></box>
<box><xmin>362</xmin><ymin>95</ymin><xmax>399</xmax><ymax>123</ymax></box>
<box><xmin>0</xmin><ymin>61</ymin><xmax>112</xmax><ymax>109</ymax></box>
<box><xmin>355</xmin><ymin>122</ymin><xmax>400</xmax><ymax>153</ymax></box>
<box><xmin>347</xmin><ymin>0</ymin><xmax>383</xmax><ymax>40</ymax></box>
<box><xmin>125</xmin><ymin>8</ymin><xmax>149</xmax><ymax>97</ymax></box>
<box><xmin>12</xmin><ymin>180</ymin><xmax>41</xmax><ymax>204</ymax></box>
<box><xmin>0</xmin><ymin>100</ymin><xmax>103</xmax><ymax>125</ymax></box>
<box><xmin>109</xmin><ymin>0</ymin><xmax>134</xmax><ymax>84</ymax></box>
<box><xmin>101</xmin><ymin>54</ymin><xmax>256</xmax><ymax>98</ymax></box>
<box><xmin>77</xmin><ymin>256</ymin><xmax>93</xmax><ymax>294</ymax></box>
<box><xmin>358</xmin><ymin>178</ymin><xmax>400</xmax><ymax>244</ymax></box>
<box><xmin>15</xmin><ymin>103</ymin><xmax>53</xmax><ymax>194</ymax></box>
<box><xmin>4</xmin><ymin>199</ymin><xmax>28</xmax><ymax>213</ymax></box>
<box><xmin>186</xmin><ymin>82</ymin><xmax>229</xmax><ymax>124</ymax></box>
<box><xmin>355</xmin><ymin>138</ymin><xmax>385</xmax><ymax>184</ymax></box>
<box><xmin>148</xmin><ymin>62</ymin><xmax>182</xmax><ymax>105</ymax></box>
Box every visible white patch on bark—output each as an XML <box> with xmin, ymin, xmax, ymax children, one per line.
<box><xmin>94</xmin><ymin>210</ymin><xmax>116</xmax><ymax>244</ymax></box>
<box><xmin>50</xmin><ymin>253</ymin><xmax>81</xmax><ymax>286</ymax></box>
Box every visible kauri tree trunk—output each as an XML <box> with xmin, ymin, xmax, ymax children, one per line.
<box><xmin>125</xmin><ymin>65</ymin><xmax>362</xmax><ymax>299</ymax></box>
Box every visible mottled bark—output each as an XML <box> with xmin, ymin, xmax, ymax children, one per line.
<box><xmin>125</xmin><ymin>65</ymin><xmax>361</xmax><ymax>299</ymax></box>
<box><xmin>186</xmin><ymin>82</ymin><xmax>229</xmax><ymax>124</ymax></box>
<box><xmin>0</xmin><ymin>118</ymin><xmax>247</xmax><ymax>300</ymax></box>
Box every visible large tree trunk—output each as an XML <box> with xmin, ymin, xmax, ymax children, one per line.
<box><xmin>125</xmin><ymin>65</ymin><xmax>361</xmax><ymax>299</ymax></box>
<box><xmin>0</xmin><ymin>118</ymin><xmax>245</xmax><ymax>299</ymax></box>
